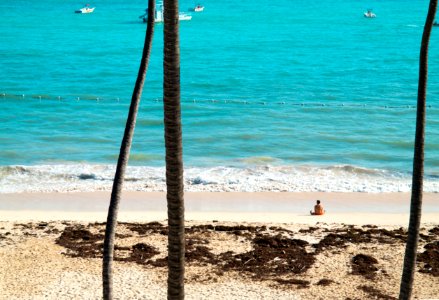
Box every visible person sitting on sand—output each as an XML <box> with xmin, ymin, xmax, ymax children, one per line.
<box><xmin>310</xmin><ymin>200</ymin><xmax>325</xmax><ymax>215</ymax></box>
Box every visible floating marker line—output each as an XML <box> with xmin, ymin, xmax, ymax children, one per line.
<box><xmin>0</xmin><ymin>92</ymin><xmax>435</xmax><ymax>110</ymax></box>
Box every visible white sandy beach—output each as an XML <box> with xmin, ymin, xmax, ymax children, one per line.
<box><xmin>0</xmin><ymin>191</ymin><xmax>438</xmax><ymax>225</ymax></box>
<box><xmin>0</xmin><ymin>191</ymin><xmax>438</xmax><ymax>300</ymax></box>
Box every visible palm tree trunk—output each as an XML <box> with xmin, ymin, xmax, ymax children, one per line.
<box><xmin>399</xmin><ymin>1</ymin><xmax>437</xmax><ymax>299</ymax></box>
<box><xmin>102</xmin><ymin>1</ymin><xmax>156</xmax><ymax>299</ymax></box>
<box><xmin>163</xmin><ymin>0</ymin><xmax>185</xmax><ymax>299</ymax></box>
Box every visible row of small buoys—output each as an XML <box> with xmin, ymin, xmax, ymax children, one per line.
<box><xmin>0</xmin><ymin>92</ymin><xmax>435</xmax><ymax>109</ymax></box>
<box><xmin>181</xmin><ymin>99</ymin><xmax>431</xmax><ymax>110</ymax></box>
<box><xmin>0</xmin><ymin>93</ymin><xmax>108</xmax><ymax>102</ymax></box>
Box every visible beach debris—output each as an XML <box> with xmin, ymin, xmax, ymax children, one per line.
<box><xmin>185</xmin><ymin>245</ymin><xmax>216</xmax><ymax>264</ymax></box>
<box><xmin>2</xmin><ymin>221</ymin><xmax>439</xmax><ymax>299</ymax></box>
<box><xmin>118</xmin><ymin>243</ymin><xmax>160</xmax><ymax>264</ymax></box>
<box><xmin>275</xmin><ymin>278</ymin><xmax>311</xmax><ymax>289</ymax></box>
<box><xmin>298</xmin><ymin>226</ymin><xmax>326</xmax><ymax>234</ymax></box>
<box><xmin>56</xmin><ymin>226</ymin><xmax>104</xmax><ymax>258</ymax></box>
<box><xmin>417</xmin><ymin>241</ymin><xmax>439</xmax><ymax>277</ymax></box>
<box><xmin>123</xmin><ymin>221</ymin><xmax>167</xmax><ymax>235</ymax></box>
<box><xmin>313</xmin><ymin>227</ymin><xmax>407</xmax><ymax>253</ymax></box>
<box><xmin>47</xmin><ymin>221</ymin><xmax>439</xmax><ymax>291</ymax></box>
<box><xmin>37</xmin><ymin>222</ymin><xmax>48</xmax><ymax>228</ymax></box>
<box><xmin>357</xmin><ymin>285</ymin><xmax>397</xmax><ymax>300</ymax></box>
<box><xmin>351</xmin><ymin>254</ymin><xmax>379</xmax><ymax>280</ymax></box>
<box><xmin>316</xmin><ymin>278</ymin><xmax>334</xmax><ymax>286</ymax></box>
<box><xmin>221</xmin><ymin>234</ymin><xmax>314</xmax><ymax>278</ymax></box>
<box><xmin>429</xmin><ymin>226</ymin><xmax>439</xmax><ymax>235</ymax></box>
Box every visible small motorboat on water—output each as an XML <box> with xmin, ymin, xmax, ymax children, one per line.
<box><xmin>178</xmin><ymin>13</ymin><xmax>193</xmax><ymax>21</ymax></box>
<box><xmin>191</xmin><ymin>4</ymin><xmax>204</xmax><ymax>12</ymax></box>
<box><xmin>139</xmin><ymin>3</ymin><xmax>192</xmax><ymax>23</ymax></box>
<box><xmin>75</xmin><ymin>4</ymin><xmax>95</xmax><ymax>14</ymax></box>
<box><xmin>364</xmin><ymin>9</ymin><xmax>376</xmax><ymax>18</ymax></box>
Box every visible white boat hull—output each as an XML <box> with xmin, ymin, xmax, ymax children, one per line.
<box><xmin>142</xmin><ymin>5</ymin><xmax>192</xmax><ymax>23</ymax></box>
<box><xmin>75</xmin><ymin>7</ymin><xmax>95</xmax><ymax>14</ymax></box>
<box><xmin>143</xmin><ymin>14</ymin><xmax>192</xmax><ymax>23</ymax></box>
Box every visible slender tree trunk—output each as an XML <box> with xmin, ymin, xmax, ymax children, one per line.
<box><xmin>399</xmin><ymin>1</ymin><xmax>437</xmax><ymax>299</ymax></box>
<box><xmin>163</xmin><ymin>0</ymin><xmax>185</xmax><ymax>299</ymax></box>
<box><xmin>102</xmin><ymin>1</ymin><xmax>156</xmax><ymax>299</ymax></box>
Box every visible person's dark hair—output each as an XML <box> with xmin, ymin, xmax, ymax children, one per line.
<box><xmin>316</xmin><ymin>200</ymin><xmax>321</xmax><ymax>204</ymax></box>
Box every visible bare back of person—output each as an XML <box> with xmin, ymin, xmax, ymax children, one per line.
<box><xmin>310</xmin><ymin>200</ymin><xmax>325</xmax><ymax>215</ymax></box>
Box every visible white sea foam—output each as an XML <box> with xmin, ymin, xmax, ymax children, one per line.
<box><xmin>1</xmin><ymin>164</ymin><xmax>438</xmax><ymax>194</ymax></box>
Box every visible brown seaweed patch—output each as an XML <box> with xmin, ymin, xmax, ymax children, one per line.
<box><xmin>275</xmin><ymin>278</ymin><xmax>310</xmax><ymax>289</ymax></box>
<box><xmin>187</xmin><ymin>225</ymin><xmax>266</xmax><ymax>238</ymax></box>
<box><xmin>56</xmin><ymin>226</ymin><xmax>104</xmax><ymax>258</ymax></box>
<box><xmin>186</xmin><ymin>245</ymin><xmax>217</xmax><ymax>265</ymax></box>
<box><xmin>417</xmin><ymin>241</ymin><xmax>439</xmax><ymax>277</ymax></box>
<box><xmin>187</xmin><ymin>236</ymin><xmax>209</xmax><ymax>246</ymax></box>
<box><xmin>366</xmin><ymin>227</ymin><xmax>406</xmax><ymax>243</ymax></box>
<box><xmin>122</xmin><ymin>243</ymin><xmax>160</xmax><ymax>264</ymax></box>
<box><xmin>429</xmin><ymin>226</ymin><xmax>439</xmax><ymax>235</ymax></box>
<box><xmin>14</xmin><ymin>223</ymin><xmax>36</xmax><ymax>230</ymax></box>
<box><xmin>362</xmin><ymin>224</ymin><xmax>378</xmax><ymax>229</ymax></box>
<box><xmin>358</xmin><ymin>285</ymin><xmax>397</xmax><ymax>300</ymax></box>
<box><xmin>44</xmin><ymin>227</ymin><xmax>61</xmax><ymax>234</ymax></box>
<box><xmin>314</xmin><ymin>228</ymin><xmax>407</xmax><ymax>252</ymax></box>
<box><xmin>298</xmin><ymin>226</ymin><xmax>330</xmax><ymax>234</ymax></box>
<box><xmin>351</xmin><ymin>254</ymin><xmax>378</xmax><ymax>280</ymax></box>
<box><xmin>148</xmin><ymin>257</ymin><xmax>168</xmax><ymax>267</ymax></box>
<box><xmin>123</xmin><ymin>222</ymin><xmax>167</xmax><ymax>235</ymax></box>
<box><xmin>316</xmin><ymin>278</ymin><xmax>334</xmax><ymax>286</ymax></box>
<box><xmin>37</xmin><ymin>222</ymin><xmax>49</xmax><ymax>228</ymax></box>
<box><xmin>221</xmin><ymin>234</ymin><xmax>314</xmax><ymax>278</ymax></box>
<box><xmin>420</xmin><ymin>226</ymin><xmax>439</xmax><ymax>242</ymax></box>
<box><xmin>57</xmin><ymin>226</ymin><xmax>161</xmax><ymax>262</ymax></box>
<box><xmin>268</xmin><ymin>226</ymin><xmax>295</xmax><ymax>234</ymax></box>
<box><xmin>298</xmin><ymin>226</ymin><xmax>319</xmax><ymax>234</ymax></box>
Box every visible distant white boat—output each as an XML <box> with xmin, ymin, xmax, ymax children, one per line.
<box><xmin>190</xmin><ymin>4</ymin><xmax>204</xmax><ymax>12</ymax></box>
<box><xmin>178</xmin><ymin>13</ymin><xmax>192</xmax><ymax>21</ymax></box>
<box><xmin>140</xmin><ymin>3</ymin><xmax>192</xmax><ymax>23</ymax></box>
<box><xmin>364</xmin><ymin>9</ymin><xmax>376</xmax><ymax>18</ymax></box>
<box><xmin>75</xmin><ymin>4</ymin><xmax>95</xmax><ymax>14</ymax></box>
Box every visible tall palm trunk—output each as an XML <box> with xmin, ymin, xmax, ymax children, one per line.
<box><xmin>102</xmin><ymin>1</ymin><xmax>156</xmax><ymax>298</ymax></box>
<box><xmin>163</xmin><ymin>0</ymin><xmax>185</xmax><ymax>298</ymax></box>
<box><xmin>399</xmin><ymin>1</ymin><xmax>437</xmax><ymax>299</ymax></box>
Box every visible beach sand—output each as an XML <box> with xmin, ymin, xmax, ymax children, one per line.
<box><xmin>0</xmin><ymin>192</ymin><xmax>438</xmax><ymax>299</ymax></box>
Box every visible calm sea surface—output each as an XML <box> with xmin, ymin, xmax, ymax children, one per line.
<box><xmin>1</xmin><ymin>0</ymin><xmax>438</xmax><ymax>193</ymax></box>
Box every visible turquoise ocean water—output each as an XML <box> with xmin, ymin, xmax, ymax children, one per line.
<box><xmin>1</xmin><ymin>0</ymin><xmax>438</xmax><ymax>193</ymax></box>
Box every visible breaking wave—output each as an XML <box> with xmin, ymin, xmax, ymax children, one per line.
<box><xmin>1</xmin><ymin>163</ymin><xmax>438</xmax><ymax>193</ymax></box>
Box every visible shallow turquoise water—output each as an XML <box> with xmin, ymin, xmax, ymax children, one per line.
<box><xmin>0</xmin><ymin>0</ymin><xmax>438</xmax><ymax>192</ymax></box>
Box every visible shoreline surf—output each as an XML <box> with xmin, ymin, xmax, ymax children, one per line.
<box><xmin>1</xmin><ymin>163</ymin><xmax>439</xmax><ymax>193</ymax></box>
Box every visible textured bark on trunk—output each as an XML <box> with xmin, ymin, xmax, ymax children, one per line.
<box><xmin>399</xmin><ymin>1</ymin><xmax>437</xmax><ymax>299</ymax></box>
<box><xmin>102</xmin><ymin>1</ymin><xmax>156</xmax><ymax>298</ymax></box>
<box><xmin>163</xmin><ymin>0</ymin><xmax>185</xmax><ymax>299</ymax></box>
